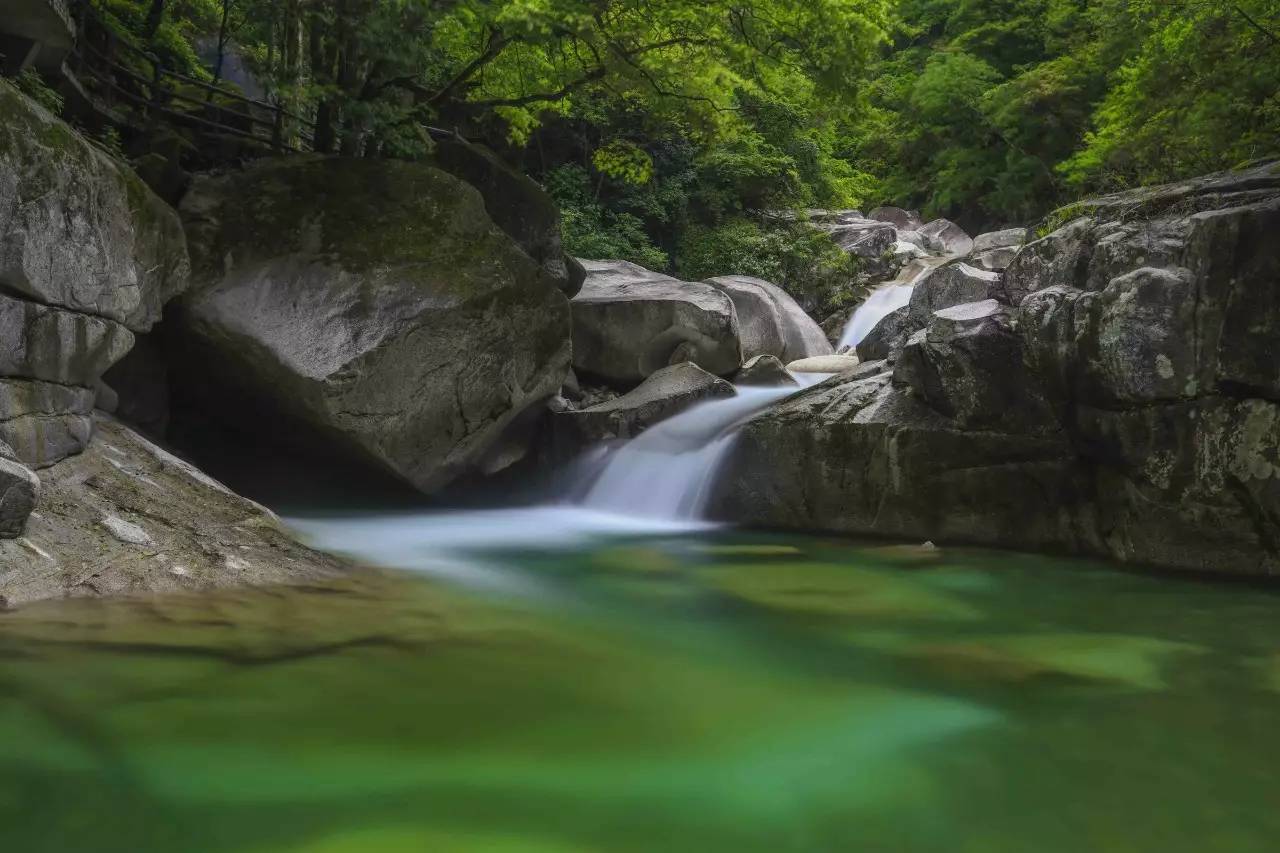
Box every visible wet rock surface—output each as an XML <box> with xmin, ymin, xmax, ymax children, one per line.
<box><xmin>719</xmin><ymin>161</ymin><xmax>1280</xmax><ymax>576</ymax></box>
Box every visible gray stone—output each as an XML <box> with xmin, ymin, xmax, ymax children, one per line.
<box><xmin>868</xmin><ymin>206</ymin><xmax>923</xmax><ymax>230</ymax></box>
<box><xmin>972</xmin><ymin>246</ymin><xmax>1019</xmax><ymax>272</ymax></box>
<box><xmin>919</xmin><ymin>219</ymin><xmax>974</xmax><ymax>256</ymax></box>
<box><xmin>907</xmin><ymin>262</ymin><xmax>1004</xmax><ymax>326</ymax></box>
<box><xmin>572</xmin><ymin>260</ymin><xmax>741</xmax><ymax>385</ymax></box>
<box><xmin>429</xmin><ymin>136</ymin><xmax>583</xmax><ymax>297</ymax></box>
<box><xmin>0</xmin><ymin>80</ymin><xmax>189</xmax><ymax>332</ymax></box>
<box><xmin>175</xmin><ymin>156</ymin><xmax>572</xmax><ymax>494</ymax></box>
<box><xmin>735</xmin><ymin>354</ymin><xmax>797</xmax><ymax>387</ymax></box>
<box><xmin>0</xmin><ymin>292</ymin><xmax>134</xmax><ymax>386</ymax></box>
<box><xmin>0</xmin><ymin>378</ymin><xmax>95</xmax><ymax>467</ymax></box>
<box><xmin>556</xmin><ymin>362</ymin><xmax>735</xmax><ymax>442</ymax></box>
<box><xmin>827</xmin><ymin>221</ymin><xmax>897</xmax><ymax>259</ymax></box>
<box><xmin>971</xmin><ymin>228</ymin><xmax>1028</xmax><ymax>254</ymax></box>
<box><xmin>704</xmin><ymin>275</ymin><xmax>832</xmax><ymax>363</ymax></box>
<box><xmin>855</xmin><ymin>306</ymin><xmax>913</xmax><ymax>362</ymax></box>
<box><xmin>0</xmin><ymin>416</ymin><xmax>348</xmax><ymax>607</ymax></box>
<box><xmin>786</xmin><ymin>354</ymin><xmax>860</xmax><ymax>375</ymax></box>
<box><xmin>715</xmin><ymin>161</ymin><xmax>1280</xmax><ymax>576</ymax></box>
<box><xmin>0</xmin><ymin>455</ymin><xmax>39</xmax><ymax>539</ymax></box>
<box><xmin>894</xmin><ymin>300</ymin><xmax>1055</xmax><ymax>432</ymax></box>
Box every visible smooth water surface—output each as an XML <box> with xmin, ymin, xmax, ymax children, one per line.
<box><xmin>2</xmin><ymin>520</ymin><xmax>1280</xmax><ymax>852</ymax></box>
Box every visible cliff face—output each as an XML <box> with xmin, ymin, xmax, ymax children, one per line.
<box><xmin>716</xmin><ymin>161</ymin><xmax>1280</xmax><ymax>576</ymax></box>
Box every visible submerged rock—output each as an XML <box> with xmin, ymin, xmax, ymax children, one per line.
<box><xmin>175</xmin><ymin>156</ymin><xmax>571</xmax><ymax>494</ymax></box>
<box><xmin>704</xmin><ymin>275</ymin><xmax>832</xmax><ymax>363</ymax></box>
<box><xmin>571</xmin><ymin>260</ymin><xmax>742</xmax><ymax>385</ymax></box>
<box><xmin>0</xmin><ymin>416</ymin><xmax>346</xmax><ymax>606</ymax></box>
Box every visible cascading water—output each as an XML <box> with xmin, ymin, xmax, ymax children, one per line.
<box><xmin>577</xmin><ymin>385</ymin><xmax>798</xmax><ymax>520</ymax></box>
<box><xmin>837</xmin><ymin>284</ymin><xmax>914</xmax><ymax>351</ymax></box>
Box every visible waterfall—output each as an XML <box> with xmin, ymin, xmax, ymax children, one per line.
<box><xmin>576</xmin><ymin>385</ymin><xmax>798</xmax><ymax>521</ymax></box>
<box><xmin>837</xmin><ymin>284</ymin><xmax>914</xmax><ymax>350</ymax></box>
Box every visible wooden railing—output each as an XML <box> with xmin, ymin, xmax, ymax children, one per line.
<box><xmin>67</xmin><ymin>0</ymin><xmax>316</xmax><ymax>153</ymax></box>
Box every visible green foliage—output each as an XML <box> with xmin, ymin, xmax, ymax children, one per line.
<box><xmin>14</xmin><ymin>69</ymin><xmax>64</xmax><ymax>115</ymax></box>
<box><xmin>850</xmin><ymin>0</ymin><xmax>1280</xmax><ymax>226</ymax></box>
<box><xmin>676</xmin><ymin>220</ymin><xmax>864</xmax><ymax>315</ymax></box>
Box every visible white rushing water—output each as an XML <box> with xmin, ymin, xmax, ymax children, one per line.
<box><xmin>837</xmin><ymin>284</ymin><xmax>914</xmax><ymax>351</ymax></box>
<box><xmin>577</xmin><ymin>385</ymin><xmax>799</xmax><ymax>521</ymax></box>
<box><xmin>288</xmin><ymin>381</ymin><xmax>803</xmax><ymax>586</ymax></box>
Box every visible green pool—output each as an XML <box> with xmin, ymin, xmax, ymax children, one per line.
<box><xmin>2</xmin><ymin>518</ymin><xmax>1279</xmax><ymax>852</ymax></box>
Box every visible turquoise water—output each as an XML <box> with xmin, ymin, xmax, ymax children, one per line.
<box><xmin>2</xmin><ymin>524</ymin><xmax>1279</xmax><ymax>852</ymax></box>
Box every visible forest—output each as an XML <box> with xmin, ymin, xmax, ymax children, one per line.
<box><xmin>96</xmin><ymin>0</ymin><xmax>1280</xmax><ymax>305</ymax></box>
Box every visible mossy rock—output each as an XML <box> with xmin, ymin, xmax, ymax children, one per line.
<box><xmin>702</xmin><ymin>562</ymin><xmax>982</xmax><ymax>621</ymax></box>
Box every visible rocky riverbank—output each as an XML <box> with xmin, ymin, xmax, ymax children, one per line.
<box><xmin>2</xmin><ymin>73</ymin><xmax>1276</xmax><ymax>605</ymax></box>
<box><xmin>715</xmin><ymin>161</ymin><xmax>1280</xmax><ymax>576</ymax></box>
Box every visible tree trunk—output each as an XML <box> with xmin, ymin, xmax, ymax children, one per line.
<box><xmin>143</xmin><ymin>0</ymin><xmax>167</xmax><ymax>39</ymax></box>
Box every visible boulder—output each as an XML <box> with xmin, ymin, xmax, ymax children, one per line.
<box><xmin>971</xmin><ymin>246</ymin><xmax>1019</xmax><ymax>272</ymax></box>
<box><xmin>787</xmin><ymin>354</ymin><xmax>860</xmax><ymax>375</ymax></box>
<box><xmin>571</xmin><ymin>260</ymin><xmax>741</xmax><ymax>385</ymax></box>
<box><xmin>716</xmin><ymin>161</ymin><xmax>1280</xmax><ymax>576</ymax></box>
<box><xmin>0</xmin><ymin>378</ymin><xmax>94</xmax><ymax>467</ymax></box>
<box><xmin>0</xmin><ymin>416</ymin><xmax>347</xmax><ymax>607</ymax></box>
<box><xmin>175</xmin><ymin>156</ymin><xmax>572</xmax><ymax>493</ymax></box>
<box><xmin>919</xmin><ymin>219</ymin><xmax>974</xmax><ymax>256</ymax></box>
<box><xmin>0</xmin><ymin>84</ymin><xmax>183</xmax><ymax>470</ymax></box>
<box><xmin>893</xmin><ymin>300</ymin><xmax>1054</xmax><ymax>432</ymax></box>
<box><xmin>0</xmin><ymin>292</ymin><xmax>134</xmax><ymax>386</ymax></box>
<box><xmin>735</xmin><ymin>355</ymin><xmax>797</xmax><ymax>387</ymax></box>
<box><xmin>712</xmin><ymin>376</ymin><xmax>1089</xmax><ymax>553</ymax></box>
<box><xmin>429</xmin><ymin>136</ymin><xmax>584</xmax><ymax>297</ymax></box>
<box><xmin>971</xmin><ymin>228</ymin><xmax>1028</xmax><ymax>254</ymax></box>
<box><xmin>556</xmin><ymin>362</ymin><xmax>735</xmax><ymax>443</ymax></box>
<box><xmin>0</xmin><ymin>455</ymin><xmax>39</xmax><ymax>539</ymax></box>
<box><xmin>0</xmin><ymin>80</ymin><xmax>189</xmax><ymax>333</ymax></box>
<box><xmin>704</xmin><ymin>275</ymin><xmax>833</xmax><ymax>363</ymax></box>
<box><xmin>855</xmin><ymin>306</ymin><xmax>914</xmax><ymax>362</ymax></box>
<box><xmin>868</xmin><ymin>206</ymin><xmax>923</xmax><ymax>231</ymax></box>
<box><xmin>907</xmin><ymin>262</ymin><xmax>1005</xmax><ymax>326</ymax></box>
<box><xmin>827</xmin><ymin>221</ymin><xmax>897</xmax><ymax>259</ymax></box>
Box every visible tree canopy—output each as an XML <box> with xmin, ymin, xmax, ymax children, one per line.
<box><xmin>94</xmin><ymin>0</ymin><xmax>1280</xmax><ymax>313</ymax></box>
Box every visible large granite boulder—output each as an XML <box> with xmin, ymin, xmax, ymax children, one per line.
<box><xmin>571</xmin><ymin>260</ymin><xmax>741</xmax><ymax>385</ymax></box>
<box><xmin>713</xmin><ymin>375</ymin><xmax>1089</xmax><ymax>553</ymax></box>
<box><xmin>0</xmin><ymin>416</ymin><xmax>347</xmax><ymax>607</ymax></box>
<box><xmin>855</xmin><ymin>306</ymin><xmax>913</xmax><ymax>362</ymax></box>
<box><xmin>175</xmin><ymin>156</ymin><xmax>572</xmax><ymax>493</ymax></box>
<box><xmin>717</xmin><ymin>161</ymin><xmax>1280</xmax><ymax>576</ymax></box>
<box><xmin>827</xmin><ymin>220</ymin><xmax>898</xmax><ymax>259</ymax></box>
<box><xmin>429</xmin><ymin>136</ymin><xmax>584</xmax><ymax>298</ymax></box>
<box><xmin>894</xmin><ymin>300</ymin><xmax>1054</xmax><ymax>433</ymax></box>
<box><xmin>0</xmin><ymin>81</ymin><xmax>189</xmax><ymax>470</ymax></box>
<box><xmin>907</xmin><ymin>262</ymin><xmax>1005</xmax><ymax>326</ymax></box>
<box><xmin>919</xmin><ymin>219</ymin><xmax>974</xmax><ymax>256</ymax></box>
<box><xmin>0</xmin><ymin>80</ymin><xmax>189</xmax><ymax>332</ymax></box>
<box><xmin>555</xmin><ymin>362</ymin><xmax>734</xmax><ymax>443</ymax></box>
<box><xmin>704</xmin><ymin>275</ymin><xmax>832</xmax><ymax>363</ymax></box>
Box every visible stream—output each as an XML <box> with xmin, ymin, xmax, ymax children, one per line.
<box><xmin>2</xmin><ymin>344</ymin><xmax>1280</xmax><ymax>851</ymax></box>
